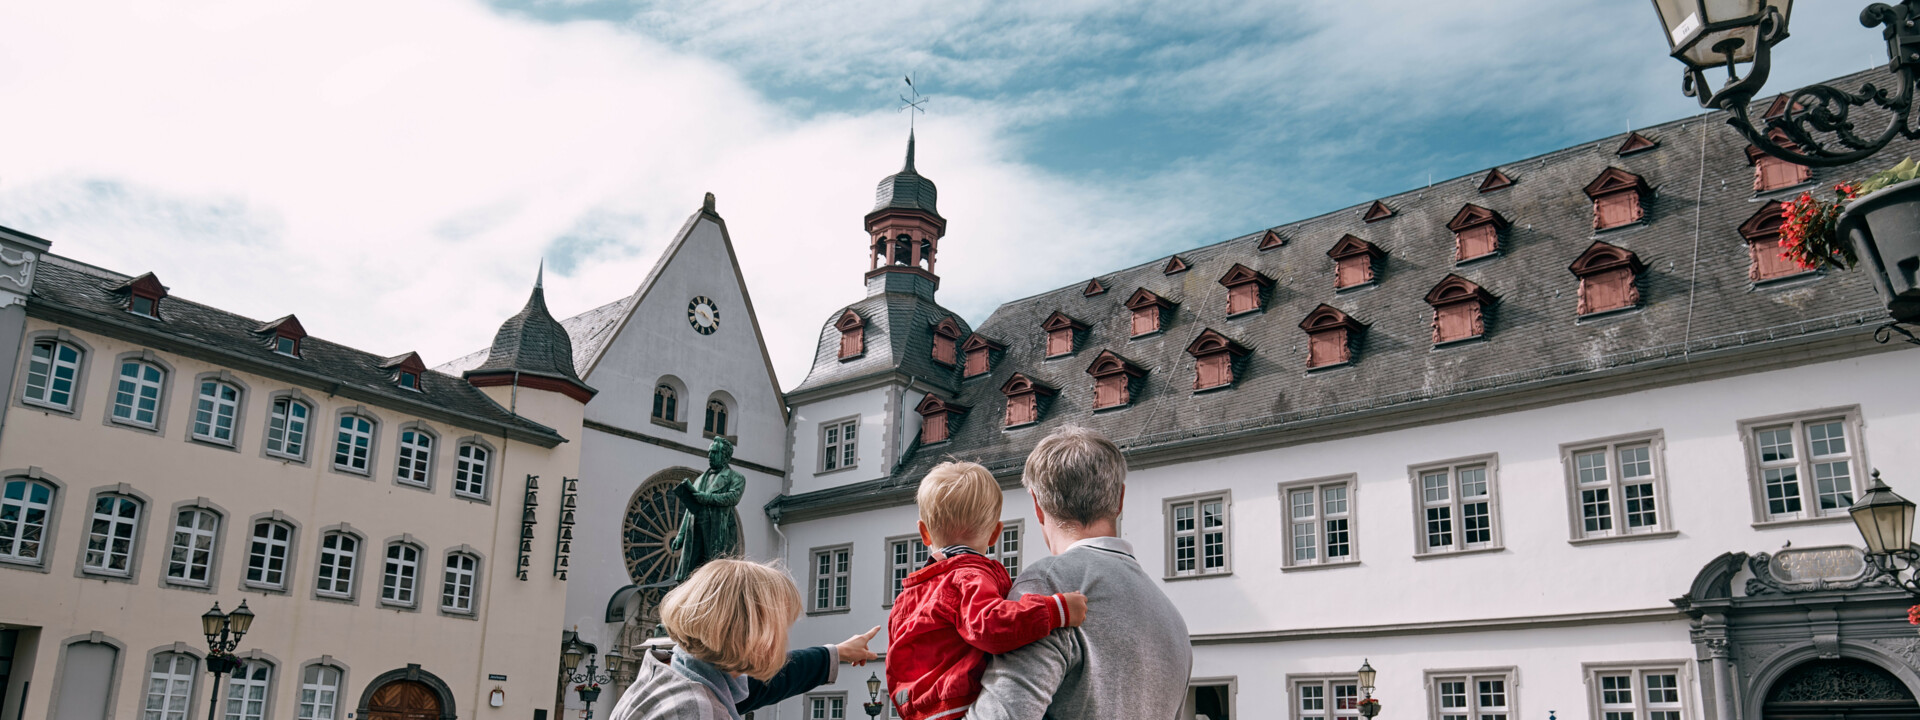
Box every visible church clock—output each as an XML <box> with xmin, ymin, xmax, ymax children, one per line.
<box><xmin>687</xmin><ymin>296</ymin><xmax>720</xmax><ymax>335</ymax></box>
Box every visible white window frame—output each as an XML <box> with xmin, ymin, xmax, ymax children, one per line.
<box><xmin>1288</xmin><ymin>674</ymin><xmax>1361</xmax><ymax>720</ymax></box>
<box><xmin>296</xmin><ymin>665</ymin><xmax>342</xmax><ymax>720</ymax></box>
<box><xmin>0</xmin><ymin>478</ymin><xmax>55</xmax><ymax>564</ymax></box>
<box><xmin>988</xmin><ymin>520</ymin><xmax>1023</xmax><ymax>579</ymax></box>
<box><xmin>1739</xmin><ymin>407</ymin><xmax>1869</xmax><ymax>525</ymax></box>
<box><xmin>112</xmin><ymin>359</ymin><xmax>167</xmax><ymax>428</ymax></box>
<box><xmin>84</xmin><ymin>493</ymin><xmax>142</xmax><ymax>576</ymax></box>
<box><xmin>394</xmin><ymin>428</ymin><xmax>434</xmax><ymax>488</ymax></box>
<box><xmin>381</xmin><ymin>542</ymin><xmax>421</xmax><ymax>608</ymax></box>
<box><xmin>808</xmin><ymin>545</ymin><xmax>852</xmax><ymax>614</ymax></box>
<box><xmin>246</xmin><ymin>521</ymin><xmax>294</xmax><ymax>591</ymax></box>
<box><xmin>265</xmin><ymin>398</ymin><xmax>310</xmax><ymax>461</ymax></box>
<box><xmin>167</xmin><ymin>507</ymin><xmax>220</xmax><ymax>586</ymax></box>
<box><xmin>1165</xmin><ymin>491</ymin><xmax>1232</xmax><ymax>579</ymax></box>
<box><xmin>453</xmin><ymin>443</ymin><xmax>490</xmax><ymax>500</ymax></box>
<box><xmin>333</xmin><ymin>414</ymin><xmax>375</xmax><ymax>474</ymax></box>
<box><xmin>314</xmin><ymin>532</ymin><xmax>358</xmax><ymax>600</ymax></box>
<box><xmin>820</xmin><ymin>417</ymin><xmax>859</xmax><ymax>473</ymax></box>
<box><xmin>1411</xmin><ymin>456</ymin><xmax>1502</xmax><ymax>556</ymax></box>
<box><xmin>1281</xmin><ymin>476</ymin><xmax>1358</xmax><ymax>569</ymax></box>
<box><xmin>441</xmin><ymin>552</ymin><xmax>477</xmax><ymax>614</ymax></box>
<box><xmin>192</xmin><ymin>380</ymin><xmax>241</xmax><ymax>445</ymax></box>
<box><xmin>23</xmin><ymin>339</ymin><xmax>82</xmax><ymax>411</ymax></box>
<box><xmin>806</xmin><ymin>693</ymin><xmax>847</xmax><ymax>720</ymax></box>
<box><xmin>225</xmin><ymin>659</ymin><xmax>272</xmax><ymax>720</ymax></box>
<box><xmin>883</xmin><ymin>534</ymin><xmax>929</xmax><ymax>606</ymax></box>
<box><xmin>145</xmin><ymin>652</ymin><xmax>197</xmax><ymax>720</ymax></box>
<box><xmin>1563</xmin><ymin>432</ymin><xmax>1673</xmax><ymax>542</ymax></box>
<box><xmin>1426</xmin><ymin>668</ymin><xmax>1516</xmax><ymax>720</ymax></box>
<box><xmin>1585</xmin><ymin>663</ymin><xmax>1689</xmax><ymax>720</ymax></box>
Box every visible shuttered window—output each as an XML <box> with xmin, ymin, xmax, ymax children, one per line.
<box><xmin>932</xmin><ymin>334</ymin><xmax>956</xmax><ymax>365</ymax></box>
<box><xmin>1593</xmin><ymin>193</ymin><xmax>1643</xmax><ymax>229</ymax></box>
<box><xmin>1334</xmin><ymin>256</ymin><xmax>1372</xmax><ymax>289</ymax></box>
<box><xmin>838</xmin><ymin>326</ymin><xmax>864</xmax><ymax>359</ymax></box>
<box><xmin>920</xmin><ymin>412</ymin><xmax>948</xmax><ymax>444</ymax></box>
<box><xmin>1046</xmin><ymin>329</ymin><xmax>1073</xmax><ymax>357</ymax></box>
<box><xmin>1754</xmin><ymin>156</ymin><xmax>1811</xmax><ymax>192</ymax></box>
<box><xmin>1578</xmin><ymin>267</ymin><xmax>1639</xmax><ymax>315</ymax></box>
<box><xmin>1455</xmin><ymin>224</ymin><xmax>1499</xmax><ymax>261</ymax></box>
<box><xmin>1005</xmin><ymin>394</ymin><xmax>1037</xmax><ymax>427</ymax></box>
<box><xmin>964</xmin><ymin>348</ymin><xmax>989</xmax><ymax>377</ymax></box>
<box><xmin>1093</xmin><ymin>375</ymin><xmax>1127</xmax><ymax>409</ymax></box>
<box><xmin>1130</xmin><ymin>307</ymin><xmax>1159</xmax><ymax>336</ymax></box>
<box><xmin>1227</xmin><ymin>283</ymin><xmax>1260</xmax><ymax>314</ymax></box>
<box><xmin>1307</xmin><ymin>328</ymin><xmax>1350</xmax><ymax>368</ymax></box>
<box><xmin>1194</xmin><ymin>353</ymin><xmax>1231</xmax><ymax>390</ymax></box>
<box><xmin>1432</xmin><ymin>304</ymin><xmax>1483</xmax><ymax>344</ymax></box>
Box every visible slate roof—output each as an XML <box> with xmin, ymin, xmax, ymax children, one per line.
<box><xmin>770</xmin><ymin>67</ymin><xmax>1910</xmax><ymax>518</ymax></box>
<box><xmin>789</xmin><ymin>287</ymin><xmax>973</xmax><ymax>397</ymax></box>
<box><xmin>438</xmin><ymin>294</ymin><xmax>633</xmax><ymax>377</ymax></box>
<box><xmin>466</xmin><ymin>270</ymin><xmax>593</xmax><ymax>393</ymax></box>
<box><xmin>872</xmin><ymin>132</ymin><xmax>941</xmax><ymax>218</ymax></box>
<box><xmin>28</xmin><ymin>254</ymin><xmax>566</xmax><ymax>445</ymax></box>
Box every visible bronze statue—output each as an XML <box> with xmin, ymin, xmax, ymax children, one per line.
<box><xmin>669</xmin><ymin>436</ymin><xmax>746</xmax><ymax>583</ymax></box>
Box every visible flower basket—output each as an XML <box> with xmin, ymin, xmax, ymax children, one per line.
<box><xmin>577</xmin><ymin>687</ymin><xmax>602</xmax><ymax>703</ymax></box>
<box><xmin>1837</xmin><ymin>178</ymin><xmax>1920</xmax><ymax>322</ymax></box>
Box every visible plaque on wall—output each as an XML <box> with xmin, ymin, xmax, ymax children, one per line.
<box><xmin>1746</xmin><ymin>545</ymin><xmax>1898</xmax><ymax>595</ymax></box>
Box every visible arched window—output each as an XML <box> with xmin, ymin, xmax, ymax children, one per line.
<box><xmin>704</xmin><ymin>399</ymin><xmax>729</xmax><ymax>437</ymax></box>
<box><xmin>265</xmin><ymin>397</ymin><xmax>310</xmax><ymax>460</ymax></box>
<box><xmin>0</xmin><ymin>478</ymin><xmax>55</xmax><ymax>564</ymax></box>
<box><xmin>441</xmin><ymin>552</ymin><xmax>478</xmax><ymax>613</ymax></box>
<box><xmin>225</xmin><ymin>659</ymin><xmax>273</xmax><ymax>720</ymax></box>
<box><xmin>652</xmin><ymin>385</ymin><xmax>678</xmax><ymax>422</ymax></box>
<box><xmin>316</xmin><ymin>531</ymin><xmax>359</xmax><ymax>599</ymax></box>
<box><xmin>167</xmin><ymin>507</ymin><xmax>220</xmax><ymax>586</ymax></box>
<box><xmin>84</xmin><ymin>493</ymin><xmax>142</xmax><ymax>576</ymax></box>
<box><xmin>192</xmin><ymin>380</ymin><xmax>241</xmax><ymax>444</ymax></box>
<box><xmin>381</xmin><ymin>542</ymin><xmax>421</xmax><ymax>607</ymax></box>
<box><xmin>23</xmin><ymin>339</ymin><xmax>82</xmax><ymax>411</ymax></box>
<box><xmin>333</xmin><ymin>414</ymin><xmax>375</xmax><ymax>474</ymax></box>
<box><xmin>454</xmin><ymin>443</ymin><xmax>490</xmax><ymax>500</ymax></box>
<box><xmin>112</xmin><ymin>359</ymin><xmax>166</xmax><ymax>428</ymax></box>
<box><xmin>245</xmin><ymin>520</ymin><xmax>294</xmax><ymax>590</ymax></box>
<box><xmin>297</xmin><ymin>665</ymin><xmax>342</xmax><ymax>720</ymax></box>
<box><xmin>394</xmin><ymin>428</ymin><xmax>434</xmax><ymax>487</ymax></box>
<box><xmin>144</xmin><ymin>652</ymin><xmax>197</xmax><ymax>720</ymax></box>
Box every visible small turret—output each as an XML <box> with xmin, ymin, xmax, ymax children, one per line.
<box><xmin>464</xmin><ymin>264</ymin><xmax>596</xmax><ymax>403</ymax></box>
<box><xmin>865</xmin><ymin>132</ymin><xmax>947</xmax><ymax>299</ymax></box>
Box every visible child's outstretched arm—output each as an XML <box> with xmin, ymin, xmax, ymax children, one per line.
<box><xmin>951</xmin><ymin>569</ymin><xmax>1087</xmax><ymax>654</ymax></box>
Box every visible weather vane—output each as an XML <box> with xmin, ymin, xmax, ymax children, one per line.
<box><xmin>899</xmin><ymin>75</ymin><xmax>928</xmax><ymax>132</ymax></box>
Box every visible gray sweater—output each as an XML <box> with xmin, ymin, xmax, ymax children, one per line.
<box><xmin>969</xmin><ymin>536</ymin><xmax>1192</xmax><ymax>720</ymax></box>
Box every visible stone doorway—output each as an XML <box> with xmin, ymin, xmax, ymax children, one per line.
<box><xmin>366</xmin><ymin>680</ymin><xmax>442</xmax><ymax>720</ymax></box>
<box><xmin>1761</xmin><ymin>658</ymin><xmax>1919</xmax><ymax>720</ymax></box>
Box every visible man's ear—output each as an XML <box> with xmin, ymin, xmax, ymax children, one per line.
<box><xmin>918</xmin><ymin>521</ymin><xmax>933</xmax><ymax>548</ymax></box>
<box><xmin>1030</xmin><ymin>490</ymin><xmax>1047</xmax><ymax>526</ymax></box>
<box><xmin>1118</xmin><ymin>484</ymin><xmax>1126</xmax><ymax>514</ymax></box>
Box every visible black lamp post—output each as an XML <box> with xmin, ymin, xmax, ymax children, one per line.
<box><xmin>863</xmin><ymin>672</ymin><xmax>886</xmax><ymax>718</ymax></box>
<box><xmin>562</xmin><ymin>636</ymin><xmax>617</xmax><ymax>720</ymax></box>
<box><xmin>1357</xmin><ymin>659</ymin><xmax>1380</xmax><ymax>719</ymax></box>
<box><xmin>199</xmin><ymin>601</ymin><xmax>254</xmax><ymax>720</ymax></box>
<box><xmin>1850</xmin><ymin>470</ymin><xmax>1920</xmax><ymax>595</ymax></box>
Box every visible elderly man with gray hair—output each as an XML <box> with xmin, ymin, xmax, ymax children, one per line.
<box><xmin>969</xmin><ymin>425</ymin><xmax>1192</xmax><ymax>720</ymax></box>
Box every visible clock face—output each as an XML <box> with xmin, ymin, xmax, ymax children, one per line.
<box><xmin>687</xmin><ymin>296</ymin><xmax>720</xmax><ymax>335</ymax></box>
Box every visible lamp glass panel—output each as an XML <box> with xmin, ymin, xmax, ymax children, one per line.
<box><xmin>1652</xmin><ymin>0</ymin><xmax>1701</xmax><ymax>48</ymax></box>
<box><xmin>227</xmin><ymin>605</ymin><xmax>254</xmax><ymax>636</ymax></box>
<box><xmin>201</xmin><ymin>608</ymin><xmax>225</xmax><ymax>637</ymax></box>
<box><xmin>1879</xmin><ymin>502</ymin><xmax>1916</xmax><ymax>551</ymax></box>
<box><xmin>1854</xmin><ymin>506</ymin><xmax>1892</xmax><ymax>554</ymax></box>
<box><xmin>562</xmin><ymin>644</ymin><xmax>584</xmax><ymax>671</ymax></box>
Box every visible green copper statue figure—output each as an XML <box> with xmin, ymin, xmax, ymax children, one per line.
<box><xmin>669</xmin><ymin>436</ymin><xmax>746</xmax><ymax>583</ymax></box>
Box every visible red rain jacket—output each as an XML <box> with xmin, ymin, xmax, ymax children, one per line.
<box><xmin>885</xmin><ymin>553</ymin><xmax>1068</xmax><ymax>720</ymax></box>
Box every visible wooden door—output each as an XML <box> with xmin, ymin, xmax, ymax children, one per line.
<box><xmin>366</xmin><ymin>680</ymin><xmax>441</xmax><ymax>720</ymax></box>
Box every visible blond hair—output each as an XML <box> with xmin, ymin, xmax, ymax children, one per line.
<box><xmin>916</xmin><ymin>461</ymin><xmax>1003</xmax><ymax>546</ymax></box>
<box><xmin>658</xmin><ymin>559</ymin><xmax>801</xmax><ymax>680</ymax></box>
<box><xmin>1023</xmin><ymin>425</ymin><xmax>1126</xmax><ymax>529</ymax></box>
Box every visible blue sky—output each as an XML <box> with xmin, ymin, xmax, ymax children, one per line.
<box><xmin>0</xmin><ymin>0</ymin><xmax>1888</xmax><ymax>387</ymax></box>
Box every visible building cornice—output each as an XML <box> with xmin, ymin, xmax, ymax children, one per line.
<box><xmin>1191</xmin><ymin>607</ymin><xmax>1684</xmax><ymax>645</ymax></box>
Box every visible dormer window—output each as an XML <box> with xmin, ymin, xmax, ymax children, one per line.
<box><xmin>1041</xmin><ymin>312</ymin><xmax>1088</xmax><ymax>358</ymax></box>
<box><xmin>1747</xmin><ymin>131</ymin><xmax>1812</xmax><ymax>193</ymax></box>
<box><xmin>1569</xmin><ymin>241</ymin><xmax>1647</xmax><ymax>316</ymax></box>
<box><xmin>1738</xmin><ymin>202</ymin><xmax>1811</xmax><ymax>283</ymax></box>
<box><xmin>1362</xmin><ymin>200</ymin><xmax>1394</xmax><ymax>223</ymax></box>
<box><xmin>1584</xmin><ymin>167</ymin><xmax>1651</xmax><ymax>231</ymax></box>
<box><xmin>1185</xmin><ymin>329</ymin><xmax>1249</xmax><ymax>391</ymax></box>
<box><xmin>1327</xmin><ymin>235</ymin><xmax>1384</xmax><ymax>290</ymax></box>
<box><xmin>380</xmin><ymin>352</ymin><xmax>427</xmax><ymax>393</ymax></box>
<box><xmin>961</xmin><ymin>334</ymin><xmax>1006</xmax><ymax>379</ymax></box>
<box><xmin>1218</xmin><ymin>264</ymin><xmax>1273</xmax><ymax>316</ymax></box>
<box><xmin>115</xmin><ymin>273</ymin><xmax>169</xmax><ymax>320</ymax></box>
<box><xmin>1446</xmin><ymin>204</ymin><xmax>1509</xmax><ymax>263</ymax></box>
<box><xmin>399</xmin><ymin>372</ymin><xmax>418</xmax><ymax>389</ymax></box>
<box><xmin>1085</xmin><ymin>350</ymin><xmax>1146</xmax><ymax>410</ymax></box>
<box><xmin>256</xmin><ymin>315</ymin><xmax>307</xmax><ymax>358</ymax></box>
<box><xmin>915</xmin><ymin>395</ymin><xmax>969</xmax><ymax>445</ymax></box>
<box><xmin>999</xmin><ymin>373</ymin><xmax>1056</xmax><ymax>428</ymax></box>
<box><xmin>1124</xmin><ymin>289</ymin><xmax>1175</xmax><ymax>338</ymax></box>
<box><xmin>1083</xmin><ymin>279</ymin><xmax>1107</xmax><ymax>297</ymax></box>
<box><xmin>1425</xmin><ymin>275</ymin><xmax>1496</xmax><ymax>345</ymax></box>
<box><xmin>1163</xmin><ymin>256</ymin><xmax>1189</xmax><ymax>275</ymax></box>
<box><xmin>835</xmin><ymin>309</ymin><xmax>865</xmax><ymax>361</ymax></box>
<box><xmin>931</xmin><ymin>317</ymin><xmax>963</xmax><ymax>366</ymax></box>
<box><xmin>1299</xmin><ymin>304</ymin><xmax>1365</xmax><ymax>369</ymax></box>
<box><xmin>1479</xmin><ymin>168</ymin><xmax>1514</xmax><ymax>193</ymax></box>
<box><xmin>1616</xmin><ymin>131</ymin><xmax>1658</xmax><ymax>156</ymax></box>
<box><xmin>1258</xmin><ymin>230</ymin><xmax>1286</xmax><ymax>251</ymax></box>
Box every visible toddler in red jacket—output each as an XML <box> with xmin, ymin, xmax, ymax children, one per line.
<box><xmin>886</xmin><ymin>461</ymin><xmax>1087</xmax><ymax>720</ymax></box>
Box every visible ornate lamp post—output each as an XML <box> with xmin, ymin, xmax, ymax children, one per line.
<box><xmin>863</xmin><ymin>672</ymin><xmax>886</xmax><ymax>718</ymax></box>
<box><xmin>1357</xmin><ymin>659</ymin><xmax>1380</xmax><ymax>719</ymax></box>
<box><xmin>1850</xmin><ymin>471</ymin><xmax>1920</xmax><ymax>595</ymax></box>
<box><xmin>562</xmin><ymin>636</ymin><xmax>617</xmax><ymax>720</ymax></box>
<box><xmin>199</xmin><ymin>601</ymin><xmax>255</xmax><ymax>720</ymax></box>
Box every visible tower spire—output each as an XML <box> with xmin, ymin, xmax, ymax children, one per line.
<box><xmin>904</xmin><ymin>130</ymin><xmax>916</xmax><ymax>172</ymax></box>
<box><xmin>536</xmin><ymin>259</ymin><xmax>544</xmax><ymax>290</ymax></box>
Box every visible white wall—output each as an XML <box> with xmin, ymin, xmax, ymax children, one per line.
<box><xmin>788</xmin><ymin>387</ymin><xmax>895</xmax><ymax>496</ymax></box>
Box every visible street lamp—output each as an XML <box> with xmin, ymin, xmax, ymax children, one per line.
<box><xmin>563</xmin><ymin>639</ymin><xmax>615</xmax><ymax>720</ymax></box>
<box><xmin>1647</xmin><ymin>0</ymin><xmax>1920</xmax><ymax>167</ymax></box>
<box><xmin>863</xmin><ymin>672</ymin><xmax>886</xmax><ymax>718</ymax></box>
<box><xmin>1356</xmin><ymin>660</ymin><xmax>1380</xmax><ymax>719</ymax></box>
<box><xmin>1850</xmin><ymin>470</ymin><xmax>1920</xmax><ymax>595</ymax></box>
<box><xmin>199</xmin><ymin>601</ymin><xmax>254</xmax><ymax>720</ymax></box>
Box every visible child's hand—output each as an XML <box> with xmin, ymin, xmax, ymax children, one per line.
<box><xmin>1061</xmin><ymin>592</ymin><xmax>1088</xmax><ymax>627</ymax></box>
<box><xmin>836</xmin><ymin>626</ymin><xmax>882</xmax><ymax>666</ymax></box>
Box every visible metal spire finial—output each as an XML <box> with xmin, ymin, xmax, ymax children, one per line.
<box><xmin>899</xmin><ymin>74</ymin><xmax>927</xmax><ymax>134</ymax></box>
<box><xmin>536</xmin><ymin>259</ymin><xmax>544</xmax><ymax>290</ymax></box>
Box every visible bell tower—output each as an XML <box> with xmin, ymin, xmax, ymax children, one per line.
<box><xmin>864</xmin><ymin>131</ymin><xmax>946</xmax><ymax>300</ymax></box>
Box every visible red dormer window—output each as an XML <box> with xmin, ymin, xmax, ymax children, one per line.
<box><xmin>1747</xmin><ymin>132</ymin><xmax>1812</xmax><ymax>193</ymax></box>
<box><xmin>961</xmin><ymin>334</ymin><xmax>1005</xmax><ymax>378</ymax></box>
<box><xmin>257</xmin><ymin>314</ymin><xmax>307</xmax><ymax>358</ymax></box>
<box><xmin>116</xmin><ymin>272</ymin><xmax>169</xmax><ymax>319</ymax></box>
<box><xmin>1425</xmin><ymin>275</ymin><xmax>1496</xmax><ymax>345</ymax></box>
<box><xmin>1616</xmin><ymin>131</ymin><xmax>1659</xmax><ymax>156</ymax></box>
<box><xmin>1085</xmin><ymin>350</ymin><xmax>1146</xmax><ymax>410</ymax></box>
<box><xmin>1258</xmin><ymin>230</ymin><xmax>1286</xmax><ymax>251</ymax></box>
<box><xmin>1041</xmin><ymin>311</ymin><xmax>1087</xmax><ymax>358</ymax></box>
<box><xmin>1738</xmin><ymin>202</ymin><xmax>1809</xmax><ymax>282</ymax></box>
<box><xmin>1479</xmin><ymin>168</ymin><xmax>1514</xmax><ymax>193</ymax></box>
<box><xmin>931</xmin><ymin>317</ymin><xmax>962</xmax><ymax>366</ymax></box>
<box><xmin>1362</xmin><ymin>200</ymin><xmax>1394</xmax><ymax>223</ymax></box>
<box><xmin>1299</xmin><ymin>304</ymin><xmax>1365</xmax><ymax>369</ymax></box>
<box><xmin>1186</xmin><ymin>329</ymin><xmax>1249</xmax><ymax>391</ymax></box>
<box><xmin>1000</xmin><ymin>373</ymin><xmax>1055</xmax><ymax>428</ymax></box>
<box><xmin>915</xmin><ymin>394</ymin><xmax>969</xmax><ymax>445</ymax></box>
<box><xmin>1569</xmin><ymin>241</ymin><xmax>1646</xmax><ymax>316</ymax></box>
<box><xmin>381</xmin><ymin>352</ymin><xmax>428</xmax><ymax>392</ymax></box>
<box><xmin>1327</xmin><ymin>234</ymin><xmax>1384</xmax><ymax>290</ymax></box>
<box><xmin>1584</xmin><ymin>167</ymin><xmax>1651</xmax><ymax>230</ymax></box>
<box><xmin>836</xmin><ymin>309</ymin><xmax>865</xmax><ymax>361</ymax></box>
<box><xmin>1446</xmin><ymin>204</ymin><xmax>1509</xmax><ymax>263</ymax></box>
<box><xmin>1083</xmin><ymin>278</ymin><xmax>1107</xmax><ymax>297</ymax></box>
<box><xmin>1124</xmin><ymin>288</ymin><xmax>1175</xmax><ymax>337</ymax></box>
<box><xmin>1218</xmin><ymin>264</ymin><xmax>1273</xmax><ymax>316</ymax></box>
<box><xmin>1163</xmin><ymin>256</ymin><xmax>1189</xmax><ymax>275</ymax></box>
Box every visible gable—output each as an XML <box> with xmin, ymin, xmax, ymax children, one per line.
<box><xmin>1362</xmin><ymin>200</ymin><xmax>1394</xmax><ymax>223</ymax></box>
<box><xmin>1446</xmin><ymin>204</ymin><xmax>1509</xmax><ymax>233</ymax></box>
<box><xmin>1327</xmin><ymin>234</ymin><xmax>1382</xmax><ymax>259</ymax></box>
<box><xmin>1479</xmin><ymin>168</ymin><xmax>1514</xmax><ymax>193</ymax></box>
<box><xmin>1583</xmin><ymin>167</ymin><xmax>1650</xmax><ymax>198</ymax></box>
<box><xmin>1258</xmin><ymin>230</ymin><xmax>1286</xmax><ymax>251</ymax></box>
<box><xmin>1617</xmin><ymin>131</ymin><xmax>1659</xmax><ymax>156</ymax></box>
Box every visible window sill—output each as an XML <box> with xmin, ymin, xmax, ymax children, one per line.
<box><xmin>816</xmin><ymin>464</ymin><xmax>861</xmax><ymax>477</ymax></box>
<box><xmin>189</xmin><ymin>436</ymin><xmax>240</xmax><ymax>452</ymax></box>
<box><xmin>1002</xmin><ymin>421</ymin><xmax>1040</xmax><ymax>430</ymax></box>
<box><xmin>21</xmin><ymin>399</ymin><xmax>77</xmax><ymax>416</ymax></box>
<box><xmin>837</xmin><ymin>353</ymin><xmax>866</xmax><ymax>363</ymax></box>
<box><xmin>1043</xmin><ymin>352</ymin><xmax>1077</xmax><ymax>362</ymax></box>
<box><xmin>438</xmin><ymin>608</ymin><xmax>479</xmax><ymax>621</ymax></box>
<box><xmin>313</xmin><ymin>592</ymin><xmax>359</xmax><ymax>606</ymax></box>
<box><xmin>161</xmin><ymin>579</ymin><xmax>217</xmax><ymax>594</ymax></box>
<box><xmin>649</xmin><ymin>416</ymin><xmax>688</xmax><ymax>432</ymax></box>
<box><xmin>1281</xmin><ymin>559</ymin><xmax>1360</xmax><ymax>573</ymax></box>
<box><xmin>1193</xmin><ymin>383</ymin><xmax>1233</xmax><ymax>395</ymax></box>
<box><xmin>453</xmin><ymin>492</ymin><xmax>491</xmax><ymax>506</ymax></box>
<box><xmin>1129</xmin><ymin>331</ymin><xmax>1164</xmax><ymax>341</ymax></box>
<box><xmin>241</xmin><ymin>583</ymin><xmax>290</xmax><ymax>597</ymax></box>
<box><xmin>264</xmin><ymin>450</ymin><xmax>307</xmax><ymax>465</ymax></box>
<box><xmin>0</xmin><ymin>556</ymin><xmax>50</xmax><ymax>574</ymax></box>
<box><xmin>107</xmin><ymin>417</ymin><xmax>162</xmax><ymax>434</ymax></box>
<box><xmin>1334</xmin><ymin>282</ymin><xmax>1377</xmax><ymax>295</ymax></box>
<box><xmin>1751</xmin><ymin>270</ymin><xmax>1823</xmax><ymax>289</ymax></box>
<box><xmin>1752</xmin><ymin>514</ymin><xmax>1855</xmax><ymax>530</ymax></box>
<box><xmin>1455</xmin><ymin>251</ymin><xmax>1501</xmax><ymax>267</ymax></box>
<box><xmin>394</xmin><ymin>480</ymin><xmax>434</xmax><ymax>494</ymax></box>
<box><xmin>1306</xmin><ymin>361</ymin><xmax>1353</xmax><ymax>374</ymax></box>
<box><xmin>807</xmin><ymin>608</ymin><xmax>852</xmax><ymax>616</ymax></box>
<box><xmin>1092</xmin><ymin>404</ymin><xmax>1131</xmax><ymax>413</ymax></box>
<box><xmin>1432</xmin><ymin>335</ymin><xmax>1488</xmax><ymax>350</ymax></box>
<box><xmin>1413</xmin><ymin>545</ymin><xmax>1504</xmax><ymax>561</ymax></box>
<box><xmin>80</xmin><ymin>569</ymin><xmax>136</xmax><ymax>584</ymax></box>
<box><xmin>1575</xmin><ymin>305</ymin><xmax>1644</xmax><ymax>323</ymax></box>
<box><xmin>1225</xmin><ymin>308</ymin><xmax>1264</xmax><ymax>320</ymax></box>
<box><xmin>331</xmin><ymin>466</ymin><xmax>373</xmax><ymax>478</ymax></box>
<box><xmin>1751</xmin><ymin>180</ymin><xmax>1817</xmax><ymax>200</ymax></box>
<box><xmin>379</xmin><ymin>600</ymin><xmax>421</xmax><ymax>613</ymax></box>
<box><xmin>1568</xmin><ymin>529</ymin><xmax>1679</xmax><ymax>546</ymax></box>
<box><xmin>1162</xmin><ymin>570</ymin><xmax>1233</xmax><ymax>582</ymax></box>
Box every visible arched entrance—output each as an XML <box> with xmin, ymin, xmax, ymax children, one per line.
<box><xmin>1763</xmin><ymin>658</ymin><xmax>1920</xmax><ymax>720</ymax></box>
<box><xmin>357</xmin><ymin>665</ymin><xmax>456</xmax><ymax>720</ymax></box>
